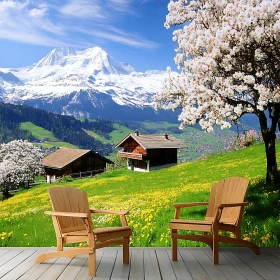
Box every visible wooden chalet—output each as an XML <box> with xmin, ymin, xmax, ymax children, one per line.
<box><xmin>115</xmin><ymin>131</ymin><xmax>185</xmax><ymax>172</ymax></box>
<box><xmin>41</xmin><ymin>148</ymin><xmax>113</xmax><ymax>182</ymax></box>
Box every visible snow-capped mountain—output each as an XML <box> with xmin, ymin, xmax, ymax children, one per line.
<box><xmin>34</xmin><ymin>47</ymin><xmax>134</xmax><ymax>75</ymax></box>
<box><xmin>0</xmin><ymin>46</ymin><xmax>176</xmax><ymax>121</ymax></box>
<box><xmin>0</xmin><ymin>71</ymin><xmax>22</xmax><ymax>85</ymax></box>
<box><xmin>35</xmin><ymin>47</ymin><xmax>77</xmax><ymax>68</ymax></box>
<box><xmin>0</xmin><ymin>85</ymin><xmax>5</xmax><ymax>100</ymax></box>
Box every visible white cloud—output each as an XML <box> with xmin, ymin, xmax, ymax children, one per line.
<box><xmin>109</xmin><ymin>0</ymin><xmax>134</xmax><ymax>13</ymax></box>
<box><xmin>60</xmin><ymin>0</ymin><xmax>105</xmax><ymax>19</ymax></box>
<box><xmin>0</xmin><ymin>0</ymin><xmax>65</xmax><ymax>44</ymax></box>
<box><xmin>28</xmin><ymin>8</ymin><xmax>47</xmax><ymax>18</ymax></box>
<box><xmin>0</xmin><ymin>25</ymin><xmax>68</xmax><ymax>47</ymax></box>
<box><xmin>93</xmin><ymin>30</ymin><xmax>158</xmax><ymax>49</ymax></box>
<box><xmin>77</xmin><ymin>25</ymin><xmax>158</xmax><ymax>49</ymax></box>
<box><xmin>0</xmin><ymin>0</ymin><xmax>28</xmax><ymax>13</ymax></box>
<box><xmin>0</xmin><ymin>0</ymin><xmax>159</xmax><ymax>50</ymax></box>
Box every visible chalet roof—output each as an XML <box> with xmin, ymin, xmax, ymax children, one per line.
<box><xmin>115</xmin><ymin>133</ymin><xmax>185</xmax><ymax>150</ymax></box>
<box><xmin>41</xmin><ymin>148</ymin><xmax>113</xmax><ymax>169</ymax></box>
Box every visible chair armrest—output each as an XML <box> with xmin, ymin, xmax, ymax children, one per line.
<box><xmin>217</xmin><ymin>202</ymin><xmax>249</xmax><ymax>209</ymax></box>
<box><xmin>213</xmin><ymin>202</ymin><xmax>249</xmax><ymax>223</ymax></box>
<box><xmin>45</xmin><ymin>211</ymin><xmax>88</xmax><ymax>218</ymax></box>
<box><xmin>90</xmin><ymin>209</ymin><xmax>129</xmax><ymax>215</ymax></box>
<box><xmin>172</xmin><ymin>202</ymin><xmax>208</xmax><ymax>219</ymax></box>
<box><xmin>173</xmin><ymin>202</ymin><xmax>208</xmax><ymax>209</ymax></box>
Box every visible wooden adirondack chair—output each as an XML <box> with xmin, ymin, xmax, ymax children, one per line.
<box><xmin>36</xmin><ymin>186</ymin><xmax>132</xmax><ymax>276</ymax></box>
<box><xmin>170</xmin><ymin>177</ymin><xmax>260</xmax><ymax>264</ymax></box>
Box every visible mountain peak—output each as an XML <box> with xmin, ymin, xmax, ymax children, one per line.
<box><xmin>80</xmin><ymin>47</ymin><xmax>108</xmax><ymax>60</ymax></box>
<box><xmin>81</xmin><ymin>46</ymin><xmax>105</xmax><ymax>55</ymax></box>
<box><xmin>35</xmin><ymin>47</ymin><xmax>77</xmax><ymax>68</ymax></box>
<box><xmin>60</xmin><ymin>47</ymin><xmax>77</xmax><ymax>56</ymax></box>
<box><xmin>33</xmin><ymin>46</ymin><xmax>134</xmax><ymax>75</ymax></box>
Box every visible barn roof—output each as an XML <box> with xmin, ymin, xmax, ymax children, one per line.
<box><xmin>115</xmin><ymin>133</ymin><xmax>185</xmax><ymax>150</ymax></box>
<box><xmin>41</xmin><ymin>148</ymin><xmax>113</xmax><ymax>169</ymax></box>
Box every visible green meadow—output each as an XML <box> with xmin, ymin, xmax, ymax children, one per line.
<box><xmin>20</xmin><ymin>122</ymin><xmax>78</xmax><ymax>149</ymax></box>
<box><xmin>1</xmin><ymin>142</ymin><xmax>280</xmax><ymax>248</ymax></box>
<box><xmin>38</xmin><ymin>141</ymin><xmax>78</xmax><ymax>149</ymax></box>
<box><xmin>20</xmin><ymin>122</ymin><xmax>57</xmax><ymax>140</ymax></box>
<box><xmin>84</xmin><ymin>123</ymin><xmax>133</xmax><ymax>145</ymax></box>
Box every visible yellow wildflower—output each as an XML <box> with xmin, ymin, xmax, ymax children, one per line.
<box><xmin>243</xmin><ymin>237</ymin><xmax>251</xmax><ymax>241</ymax></box>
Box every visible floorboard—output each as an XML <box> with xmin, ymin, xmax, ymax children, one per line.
<box><xmin>0</xmin><ymin>247</ymin><xmax>279</xmax><ymax>279</ymax></box>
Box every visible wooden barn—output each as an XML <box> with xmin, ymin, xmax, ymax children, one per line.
<box><xmin>41</xmin><ymin>148</ymin><xmax>113</xmax><ymax>182</ymax></box>
<box><xmin>115</xmin><ymin>131</ymin><xmax>185</xmax><ymax>172</ymax></box>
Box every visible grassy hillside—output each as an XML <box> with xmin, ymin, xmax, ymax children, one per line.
<box><xmin>20</xmin><ymin>122</ymin><xmax>57</xmax><ymax>140</ymax></box>
<box><xmin>0</xmin><ymin>102</ymin><xmax>247</xmax><ymax>161</ymax></box>
<box><xmin>1</xmin><ymin>142</ymin><xmax>280</xmax><ymax>248</ymax></box>
<box><xmin>110</xmin><ymin>123</ymin><xmax>134</xmax><ymax>143</ymax></box>
<box><xmin>84</xmin><ymin>123</ymin><xmax>133</xmax><ymax>145</ymax></box>
<box><xmin>38</xmin><ymin>141</ymin><xmax>78</xmax><ymax>149</ymax></box>
<box><xmin>20</xmin><ymin>118</ymin><xmax>234</xmax><ymax>161</ymax></box>
<box><xmin>20</xmin><ymin>122</ymin><xmax>79</xmax><ymax>149</ymax></box>
<box><xmin>84</xmin><ymin>120</ymin><xmax>234</xmax><ymax>161</ymax></box>
<box><xmin>0</xmin><ymin>103</ymin><xmax>113</xmax><ymax>155</ymax></box>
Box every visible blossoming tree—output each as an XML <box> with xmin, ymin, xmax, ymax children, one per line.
<box><xmin>0</xmin><ymin>140</ymin><xmax>43</xmax><ymax>198</ymax></box>
<box><xmin>155</xmin><ymin>0</ymin><xmax>280</xmax><ymax>183</ymax></box>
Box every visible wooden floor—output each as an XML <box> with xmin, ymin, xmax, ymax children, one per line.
<box><xmin>1</xmin><ymin>247</ymin><xmax>280</xmax><ymax>280</ymax></box>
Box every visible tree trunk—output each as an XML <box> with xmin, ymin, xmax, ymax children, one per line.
<box><xmin>259</xmin><ymin>112</ymin><xmax>278</xmax><ymax>185</ymax></box>
<box><xmin>263</xmin><ymin>131</ymin><xmax>278</xmax><ymax>184</ymax></box>
<box><xmin>2</xmin><ymin>184</ymin><xmax>10</xmax><ymax>199</ymax></box>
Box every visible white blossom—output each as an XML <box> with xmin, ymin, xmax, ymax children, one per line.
<box><xmin>155</xmin><ymin>0</ymin><xmax>280</xmax><ymax>133</ymax></box>
<box><xmin>166</xmin><ymin>66</ymin><xmax>172</xmax><ymax>73</ymax></box>
<box><xmin>0</xmin><ymin>140</ymin><xmax>43</xmax><ymax>197</ymax></box>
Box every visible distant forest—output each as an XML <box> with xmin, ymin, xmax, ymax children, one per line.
<box><xmin>0</xmin><ymin>102</ymin><xmax>114</xmax><ymax>155</ymax></box>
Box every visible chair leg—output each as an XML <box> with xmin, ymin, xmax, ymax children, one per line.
<box><xmin>36</xmin><ymin>248</ymin><xmax>91</xmax><ymax>264</ymax></box>
<box><xmin>171</xmin><ymin>229</ymin><xmax>178</xmax><ymax>261</ymax></box>
<box><xmin>57</xmin><ymin>238</ymin><xmax>63</xmax><ymax>251</ymax></box>
<box><xmin>123</xmin><ymin>237</ymin><xmax>129</xmax><ymax>264</ymax></box>
<box><xmin>218</xmin><ymin>235</ymin><xmax>260</xmax><ymax>255</ymax></box>
<box><xmin>235</xmin><ymin>228</ymin><xmax>241</xmax><ymax>239</ymax></box>
<box><xmin>213</xmin><ymin>227</ymin><xmax>219</xmax><ymax>264</ymax></box>
<box><xmin>88</xmin><ymin>234</ymin><xmax>96</xmax><ymax>276</ymax></box>
<box><xmin>88</xmin><ymin>250</ymin><xmax>96</xmax><ymax>277</ymax></box>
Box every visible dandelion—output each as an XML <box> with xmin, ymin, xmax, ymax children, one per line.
<box><xmin>260</xmin><ymin>236</ymin><xmax>266</xmax><ymax>244</ymax></box>
<box><xmin>243</xmin><ymin>237</ymin><xmax>251</xmax><ymax>241</ymax></box>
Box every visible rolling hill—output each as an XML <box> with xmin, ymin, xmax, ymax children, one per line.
<box><xmin>0</xmin><ymin>141</ymin><xmax>279</xmax><ymax>248</ymax></box>
<box><xmin>0</xmin><ymin>102</ymin><xmax>237</xmax><ymax>161</ymax></box>
<box><xmin>0</xmin><ymin>102</ymin><xmax>113</xmax><ymax>155</ymax></box>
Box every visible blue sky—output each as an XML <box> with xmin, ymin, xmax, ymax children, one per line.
<box><xmin>0</xmin><ymin>0</ymin><xmax>178</xmax><ymax>72</ymax></box>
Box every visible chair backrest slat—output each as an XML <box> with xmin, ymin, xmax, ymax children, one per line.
<box><xmin>48</xmin><ymin>187</ymin><xmax>93</xmax><ymax>234</ymax></box>
<box><xmin>205</xmin><ymin>177</ymin><xmax>249</xmax><ymax>224</ymax></box>
<box><xmin>205</xmin><ymin>182</ymin><xmax>217</xmax><ymax>221</ymax></box>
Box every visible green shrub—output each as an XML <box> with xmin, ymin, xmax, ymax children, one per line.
<box><xmin>60</xmin><ymin>175</ymin><xmax>73</xmax><ymax>182</ymax></box>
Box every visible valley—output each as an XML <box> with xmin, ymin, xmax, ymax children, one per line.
<box><xmin>0</xmin><ymin>102</ymin><xmax>247</xmax><ymax>162</ymax></box>
<box><xmin>21</xmin><ymin>117</ymin><xmax>236</xmax><ymax>162</ymax></box>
